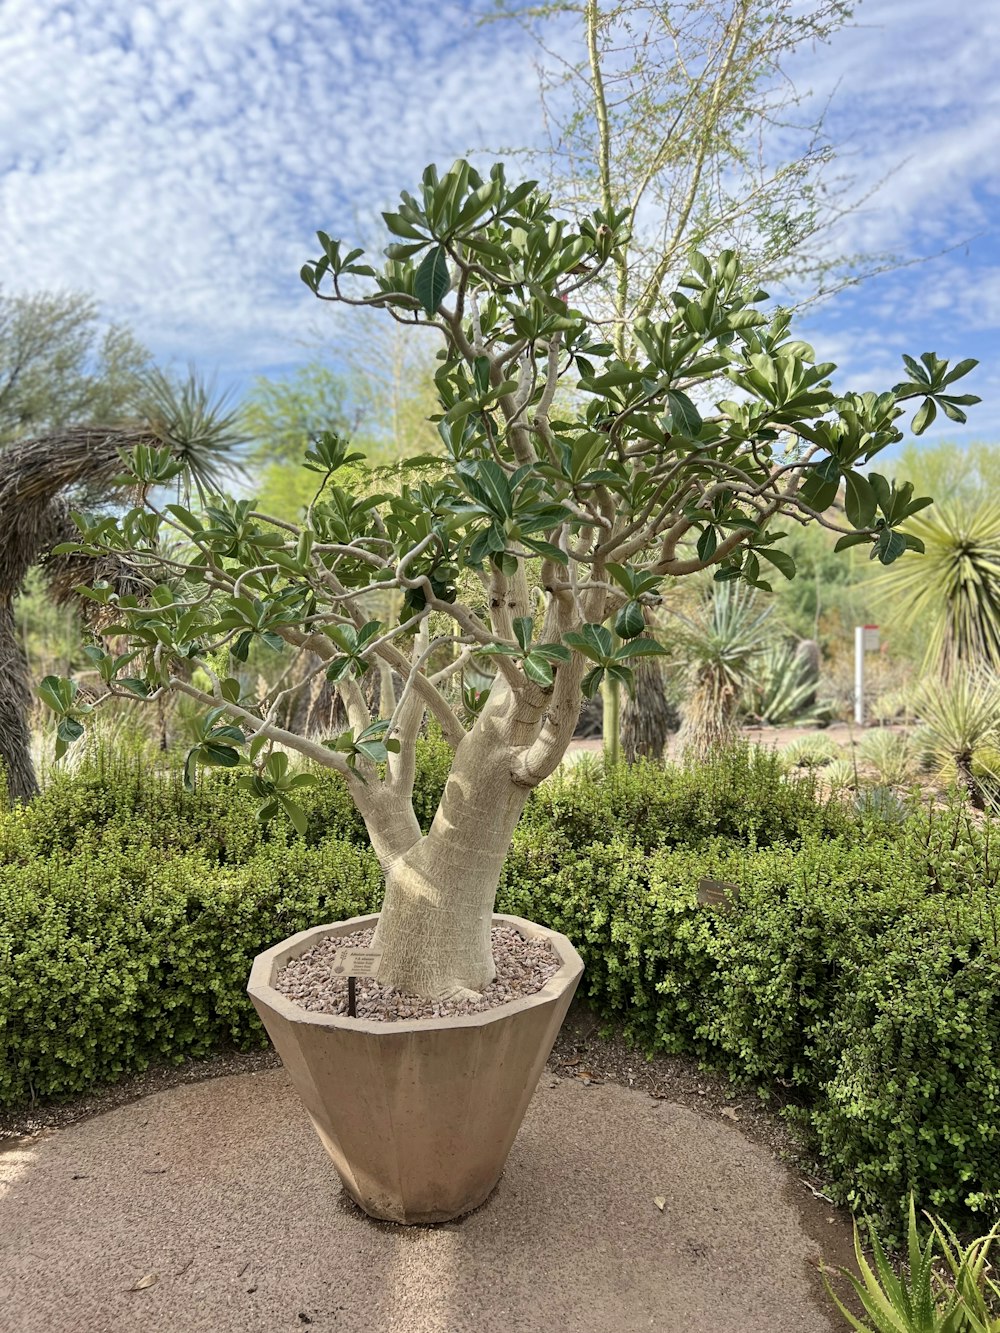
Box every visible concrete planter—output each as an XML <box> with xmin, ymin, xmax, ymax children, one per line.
<box><xmin>247</xmin><ymin>912</ymin><xmax>583</xmax><ymax>1225</ymax></box>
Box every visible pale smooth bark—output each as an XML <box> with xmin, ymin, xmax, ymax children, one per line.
<box><xmin>369</xmin><ymin>642</ymin><xmax>586</xmax><ymax>999</ymax></box>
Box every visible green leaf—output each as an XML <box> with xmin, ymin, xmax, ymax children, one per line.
<box><xmin>57</xmin><ymin>717</ymin><xmax>84</xmax><ymax>745</ymax></box>
<box><xmin>834</xmin><ymin>532</ymin><xmax>872</xmax><ymax>554</ymax></box>
<box><xmin>696</xmin><ymin>527</ymin><xmax>718</xmax><ymax>563</ymax></box>
<box><xmin>414</xmin><ymin>245</ymin><xmax>451</xmax><ymax>315</ymax></box>
<box><xmin>458</xmin><ymin>459</ymin><xmax>514</xmax><ymax>519</ymax></box>
<box><xmin>201</xmin><ymin>741</ymin><xmax>241</xmax><ymax>767</ymax></box>
<box><xmin>757</xmin><ymin>547</ymin><xmax>796</xmax><ymax>580</ymax></box>
<box><xmin>843</xmin><ymin>472</ymin><xmax>877</xmax><ymax>529</ymax></box>
<box><xmin>117</xmin><ymin>678</ymin><xmax>150</xmax><ymax>698</ymax></box>
<box><xmin>911</xmin><ymin>399</ymin><xmax>937</xmax><ymax>435</ymax></box>
<box><xmin>279</xmin><ymin>797</ymin><xmax>309</xmax><ymax>836</ymax></box>
<box><xmin>39</xmin><ymin>675</ymin><xmax>76</xmax><ymax>715</ymax></box>
<box><xmin>581</xmin><ymin>666</ymin><xmax>605</xmax><ymax>699</ymax></box>
<box><xmin>614</xmin><ymin>637</ymin><xmax>667</xmax><ymax>660</ymax></box>
<box><xmin>531</xmin><ymin>643</ymin><xmax>571</xmax><ymax>664</ymax></box>
<box><xmin>875</xmin><ymin>528</ymin><xmax>908</xmax><ymax>565</ymax></box>
<box><xmin>522</xmin><ymin>653</ymin><xmax>555</xmax><ymax>688</ymax></box>
<box><xmin>513</xmin><ymin>615</ymin><xmax>533</xmax><ymax>652</ymax></box>
<box><xmin>614</xmin><ymin>600</ymin><xmax>645</xmax><ymax>639</ymax></box>
<box><xmin>564</xmin><ymin>623</ymin><xmax>613</xmax><ymax>663</ymax></box>
<box><xmin>665</xmin><ymin>390</ymin><xmax>702</xmax><ymax>436</ymax></box>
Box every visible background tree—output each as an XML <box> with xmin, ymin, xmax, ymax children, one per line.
<box><xmin>43</xmin><ymin>160</ymin><xmax>976</xmax><ymax>1000</ymax></box>
<box><xmin>0</xmin><ymin>289</ymin><xmax>150</xmax><ymax>444</ymax></box>
<box><xmin>491</xmin><ymin>0</ymin><xmax>894</xmax><ymax>757</ymax></box>
<box><xmin>245</xmin><ymin>315</ymin><xmax>441</xmax><ymax>524</ymax></box>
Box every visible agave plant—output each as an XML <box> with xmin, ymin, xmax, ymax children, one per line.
<box><xmin>873</xmin><ymin>500</ymin><xmax>1000</xmax><ymax>677</ymax></box>
<box><xmin>744</xmin><ymin>638</ymin><xmax>827</xmax><ymax>725</ymax></box>
<box><xmin>912</xmin><ymin>671</ymin><xmax>1000</xmax><ymax>809</ymax></box>
<box><xmin>824</xmin><ymin>1196</ymin><xmax>1000</xmax><ymax>1333</ymax></box>
<box><xmin>671</xmin><ymin>583</ymin><xmax>774</xmax><ymax>760</ymax></box>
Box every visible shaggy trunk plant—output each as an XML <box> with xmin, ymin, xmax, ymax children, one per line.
<box><xmin>44</xmin><ymin>160</ymin><xmax>978</xmax><ymax>1000</ymax></box>
<box><xmin>674</xmin><ymin>584</ymin><xmax>774</xmax><ymax>759</ymax></box>
<box><xmin>0</xmin><ymin>374</ymin><xmax>242</xmax><ymax>801</ymax></box>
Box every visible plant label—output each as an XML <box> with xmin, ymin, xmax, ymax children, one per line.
<box><xmin>696</xmin><ymin>878</ymin><xmax>740</xmax><ymax>910</ymax></box>
<box><xmin>331</xmin><ymin>948</ymin><xmax>384</xmax><ymax>979</ymax></box>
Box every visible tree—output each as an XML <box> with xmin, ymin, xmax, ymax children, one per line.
<box><xmin>0</xmin><ymin>290</ymin><xmax>150</xmax><ymax>443</ymax></box>
<box><xmin>243</xmin><ymin>361</ymin><xmax>357</xmax><ymax>467</ymax></box>
<box><xmin>44</xmin><ymin>160</ymin><xmax>978</xmax><ymax>999</ymax></box>
<box><xmin>672</xmin><ymin>583</ymin><xmax>774</xmax><ymax>758</ymax></box>
<box><xmin>0</xmin><ymin>372</ymin><xmax>243</xmax><ymax>801</ymax></box>
<box><xmin>490</xmin><ymin>0</ymin><xmax>894</xmax><ymax>757</ymax></box>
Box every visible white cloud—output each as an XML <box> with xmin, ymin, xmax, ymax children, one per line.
<box><xmin>0</xmin><ymin>0</ymin><xmax>552</xmax><ymax>376</ymax></box>
<box><xmin>0</xmin><ymin>0</ymin><xmax>997</xmax><ymax>448</ymax></box>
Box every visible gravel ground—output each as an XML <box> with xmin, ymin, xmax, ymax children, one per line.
<box><xmin>274</xmin><ymin>926</ymin><xmax>561</xmax><ymax>1020</ymax></box>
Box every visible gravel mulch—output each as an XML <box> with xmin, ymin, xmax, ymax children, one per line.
<box><xmin>274</xmin><ymin>926</ymin><xmax>561</xmax><ymax>1020</ymax></box>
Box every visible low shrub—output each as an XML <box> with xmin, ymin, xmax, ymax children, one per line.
<box><xmin>2</xmin><ymin>745</ymin><xmax>998</xmax><ymax>1236</ymax></box>
<box><xmin>524</xmin><ymin>744</ymin><xmax>852</xmax><ymax>852</ymax></box>
<box><xmin>0</xmin><ymin>833</ymin><xmax>381</xmax><ymax>1105</ymax></box>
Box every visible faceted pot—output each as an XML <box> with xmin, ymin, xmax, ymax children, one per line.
<box><xmin>247</xmin><ymin>912</ymin><xmax>584</xmax><ymax>1225</ymax></box>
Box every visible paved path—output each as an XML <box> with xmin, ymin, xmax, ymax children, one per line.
<box><xmin>0</xmin><ymin>1069</ymin><xmax>850</xmax><ymax>1333</ymax></box>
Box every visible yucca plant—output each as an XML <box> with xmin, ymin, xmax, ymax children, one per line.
<box><xmin>873</xmin><ymin>501</ymin><xmax>1000</xmax><ymax>677</ymax></box>
<box><xmin>913</xmin><ymin>671</ymin><xmax>1000</xmax><ymax>809</ymax></box>
<box><xmin>824</xmin><ymin>1197</ymin><xmax>1000</xmax><ymax>1333</ymax></box>
<box><xmin>824</xmin><ymin>757</ymin><xmax>859</xmax><ymax>791</ymax></box>
<box><xmin>0</xmin><ymin>370</ymin><xmax>245</xmax><ymax>801</ymax></box>
<box><xmin>673</xmin><ymin>584</ymin><xmax>774</xmax><ymax>759</ymax></box>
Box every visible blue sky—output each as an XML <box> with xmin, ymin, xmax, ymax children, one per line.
<box><xmin>2</xmin><ymin>0</ymin><xmax>998</xmax><ymax>446</ymax></box>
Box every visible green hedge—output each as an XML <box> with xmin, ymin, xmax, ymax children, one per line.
<box><xmin>2</xmin><ymin>743</ymin><xmax>998</xmax><ymax>1235</ymax></box>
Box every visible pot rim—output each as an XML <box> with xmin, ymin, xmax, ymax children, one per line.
<box><xmin>247</xmin><ymin>912</ymin><xmax>583</xmax><ymax>1035</ymax></box>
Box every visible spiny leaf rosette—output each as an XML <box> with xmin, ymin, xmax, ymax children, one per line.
<box><xmin>43</xmin><ymin>160</ymin><xmax>980</xmax><ymax>1001</ymax></box>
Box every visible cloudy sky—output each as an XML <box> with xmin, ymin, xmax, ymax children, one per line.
<box><xmin>2</xmin><ymin>0</ymin><xmax>998</xmax><ymax>445</ymax></box>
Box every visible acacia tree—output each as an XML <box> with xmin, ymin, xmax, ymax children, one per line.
<box><xmin>0</xmin><ymin>289</ymin><xmax>150</xmax><ymax>444</ymax></box>
<box><xmin>43</xmin><ymin>161</ymin><xmax>978</xmax><ymax>999</ymax></box>
<box><xmin>492</xmin><ymin>0</ymin><xmax>897</xmax><ymax>757</ymax></box>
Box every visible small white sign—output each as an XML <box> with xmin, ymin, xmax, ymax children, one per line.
<box><xmin>331</xmin><ymin>948</ymin><xmax>383</xmax><ymax>980</ymax></box>
<box><xmin>862</xmin><ymin>625</ymin><xmax>880</xmax><ymax>653</ymax></box>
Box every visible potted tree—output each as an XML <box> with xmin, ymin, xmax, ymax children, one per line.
<box><xmin>43</xmin><ymin>159</ymin><xmax>979</xmax><ymax>1223</ymax></box>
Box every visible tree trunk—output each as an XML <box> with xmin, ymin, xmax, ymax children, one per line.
<box><xmin>369</xmin><ymin>677</ymin><xmax>544</xmax><ymax>1000</ymax></box>
<box><xmin>0</xmin><ymin>599</ymin><xmax>38</xmax><ymax>802</ymax></box>
<box><xmin>622</xmin><ymin>655</ymin><xmax>678</xmax><ymax>763</ymax></box>
<box><xmin>676</xmin><ymin>671</ymin><xmax>741</xmax><ymax>761</ymax></box>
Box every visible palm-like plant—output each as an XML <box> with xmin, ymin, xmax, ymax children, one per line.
<box><xmin>873</xmin><ymin>501</ymin><xmax>1000</xmax><ymax>676</ymax></box>
<box><xmin>912</xmin><ymin>671</ymin><xmax>1000</xmax><ymax>809</ymax></box>
<box><xmin>672</xmin><ymin>584</ymin><xmax>774</xmax><ymax>759</ymax></box>
<box><xmin>0</xmin><ymin>371</ymin><xmax>244</xmax><ymax>801</ymax></box>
